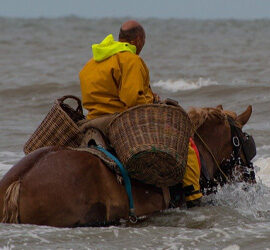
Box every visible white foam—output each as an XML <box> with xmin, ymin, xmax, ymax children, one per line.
<box><xmin>258</xmin><ymin>145</ymin><xmax>270</xmax><ymax>151</ymax></box>
<box><xmin>0</xmin><ymin>246</ymin><xmax>15</xmax><ymax>250</ymax></box>
<box><xmin>255</xmin><ymin>157</ymin><xmax>270</xmax><ymax>187</ymax></box>
<box><xmin>222</xmin><ymin>245</ymin><xmax>240</xmax><ymax>250</ymax></box>
<box><xmin>0</xmin><ymin>163</ymin><xmax>12</xmax><ymax>171</ymax></box>
<box><xmin>0</xmin><ymin>151</ymin><xmax>24</xmax><ymax>177</ymax></box>
<box><xmin>153</xmin><ymin>78</ymin><xmax>218</xmax><ymax>92</ymax></box>
<box><xmin>0</xmin><ymin>241</ymin><xmax>15</xmax><ymax>250</ymax></box>
<box><xmin>0</xmin><ymin>162</ymin><xmax>13</xmax><ymax>177</ymax></box>
<box><xmin>0</xmin><ymin>151</ymin><xmax>24</xmax><ymax>161</ymax></box>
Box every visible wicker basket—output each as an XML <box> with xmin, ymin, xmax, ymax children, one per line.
<box><xmin>108</xmin><ymin>104</ymin><xmax>192</xmax><ymax>187</ymax></box>
<box><xmin>23</xmin><ymin>95</ymin><xmax>85</xmax><ymax>154</ymax></box>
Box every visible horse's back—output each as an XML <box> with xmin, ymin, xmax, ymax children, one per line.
<box><xmin>1</xmin><ymin>147</ymin><xmax>128</xmax><ymax>227</ymax></box>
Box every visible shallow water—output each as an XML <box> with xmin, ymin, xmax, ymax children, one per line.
<box><xmin>0</xmin><ymin>17</ymin><xmax>270</xmax><ymax>249</ymax></box>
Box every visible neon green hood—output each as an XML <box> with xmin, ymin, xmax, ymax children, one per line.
<box><xmin>92</xmin><ymin>34</ymin><xmax>136</xmax><ymax>62</ymax></box>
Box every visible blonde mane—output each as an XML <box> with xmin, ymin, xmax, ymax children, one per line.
<box><xmin>188</xmin><ymin>107</ymin><xmax>238</xmax><ymax>131</ymax></box>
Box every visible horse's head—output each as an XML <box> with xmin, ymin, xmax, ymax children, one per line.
<box><xmin>188</xmin><ymin>105</ymin><xmax>256</xmax><ymax>193</ymax></box>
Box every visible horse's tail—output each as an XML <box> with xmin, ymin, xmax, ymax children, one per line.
<box><xmin>1</xmin><ymin>180</ymin><xmax>21</xmax><ymax>223</ymax></box>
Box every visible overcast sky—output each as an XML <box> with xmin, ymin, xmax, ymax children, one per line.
<box><xmin>0</xmin><ymin>0</ymin><xmax>270</xmax><ymax>19</ymax></box>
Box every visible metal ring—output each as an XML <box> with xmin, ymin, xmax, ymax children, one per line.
<box><xmin>232</xmin><ymin>136</ymin><xmax>240</xmax><ymax>147</ymax></box>
<box><xmin>129</xmin><ymin>214</ymin><xmax>138</xmax><ymax>224</ymax></box>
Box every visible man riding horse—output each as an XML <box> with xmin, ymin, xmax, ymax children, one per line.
<box><xmin>79</xmin><ymin>20</ymin><xmax>202</xmax><ymax>207</ymax></box>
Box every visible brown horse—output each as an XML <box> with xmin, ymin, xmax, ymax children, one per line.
<box><xmin>0</xmin><ymin>105</ymin><xmax>255</xmax><ymax>227</ymax></box>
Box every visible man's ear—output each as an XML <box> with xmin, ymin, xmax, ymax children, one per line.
<box><xmin>128</xmin><ymin>40</ymin><xmax>136</xmax><ymax>46</ymax></box>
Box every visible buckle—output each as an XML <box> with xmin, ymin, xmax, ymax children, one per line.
<box><xmin>232</xmin><ymin>136</ymin><xmax>240</xmax><ymax>147</ymax></box>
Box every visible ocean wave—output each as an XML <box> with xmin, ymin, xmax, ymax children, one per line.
<box><xmin>152</xmin><ymin>78</ymin><xmax>218</xmax><ymax>92</ymax></box>
<box><xmin>255</xmin><ymin>157</ymin><xmax>270</xmax><ymax>187</ymax></box>
<box><xmin>0</xmin><ymin>163</ymin><xmax>12</xmax><ymax>178</ymax></box>
<box><xmin>0</xmin><ymin>244</ymin><xmax>15</xmax><ymax>250</ymax></box>
<box><xmin>257</xmin><ymin>145</ymin><xmax>270</xmax><ymax>151</ymax></box>
<box><xmin>0</xmin><ymin>151</ymin><xmax>24</xmax><ymax>177</ymax></box>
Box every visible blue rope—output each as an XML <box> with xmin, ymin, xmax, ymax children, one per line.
<box><xmin>95</xmin><ymin>146</ymin><xmax>135</xmax><ymax>215</ymax></box>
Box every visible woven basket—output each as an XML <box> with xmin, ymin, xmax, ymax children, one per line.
<box><xmin>23</xmin><ymin>95</ymin><xmax>85</xmax><ymax>154</ymax></box>
<box><xmin>108</xmin><ymin>104</ymin><xmax>192</xmax><ymax>187</ymax></box>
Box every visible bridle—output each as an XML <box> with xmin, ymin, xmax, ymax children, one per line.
<box><xmin>197</xmin><ymin>116</ymin><xmax>256</xmax><ymax>195</ymax></box>
<box><xmin>222</xmin><ymin>117</ymin><xmax>256</xmax><ymax>181</ymax></box>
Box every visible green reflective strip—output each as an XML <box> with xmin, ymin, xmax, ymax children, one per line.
<box><xmin>92</xmin><ymin>34</ymin><xmax>136</xmax><ymax>62</ymax></box>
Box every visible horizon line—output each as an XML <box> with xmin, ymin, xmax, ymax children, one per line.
<box><xmin>1</xmin><ymin>14</ymin><xmax>270</xmax><ymax>21</ymax></box>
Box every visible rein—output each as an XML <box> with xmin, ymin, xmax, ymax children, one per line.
<box><xmin>194</xmin><ymin>130</ymin><xmax>229</xmax><ymax>182</ymax></box>
<box><xmin>194</xmin><ymin>116</ymin><xmax>256</xmax><ymax>194</ymax></box>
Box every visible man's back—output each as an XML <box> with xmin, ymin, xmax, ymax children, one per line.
<box><xmin>80</xmin><ymin>50</ymin><xmax>153</xmax><ymax>120</ymax></box>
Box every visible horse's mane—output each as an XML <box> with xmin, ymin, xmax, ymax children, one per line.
<box><xmin>188</xmin><ymin>107</ymin><xmax>238</xmax><ymax>130</ymax></box>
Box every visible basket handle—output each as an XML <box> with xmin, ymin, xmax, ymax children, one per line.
<box><xmin>57</xmin><ymin>95</ymin><xmax>83</xmax><ymax>115</ymax></box>
<box><xmin>163</xmin><ymin>98</ymin><xmax>179</xmax><ymax>107</ymax></box>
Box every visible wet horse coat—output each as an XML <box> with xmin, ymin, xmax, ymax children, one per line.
<box><xmin>0</xmin><ymin>105</ymin><xmax>254</xmax><ymax>227</ymax></box>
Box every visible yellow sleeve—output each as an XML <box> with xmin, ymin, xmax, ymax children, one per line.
<box><xmin>119</xmin><ymin>57</ymin><xmax>149</xmax><ymax>108</ymax></box>
<box><xmin>182</xmin><ymin>142</ymin><xmax>202</xmax><ymax>202</ymax></box>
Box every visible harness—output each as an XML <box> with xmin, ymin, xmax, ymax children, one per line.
<box><xmin>93</xmin><ymin>115</ymin><xmax>256</xmax><ymax>214</ymax></box>
<box><xmin>198</xmin><ymin>116</ymin><xmax>256</xmax><ymax>194</ymax></box>
<box><xmin>217</xmin><ymin>117</ymin><xmax>256</xmax><ymax>184</ymax></box>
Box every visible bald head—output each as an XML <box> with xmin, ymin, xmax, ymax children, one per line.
<box><xmin>119</xmin><ymin>20</ymin><xmax>145</xmax><ymax>55</ymax></box>
<box><xmin>121</xmin><ymin>20</ymin><xmax>142</xmax><ymax>31</ymax></box>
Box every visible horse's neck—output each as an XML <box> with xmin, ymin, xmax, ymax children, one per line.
<box><xmin>193</xmin><ymin>123</ymin><xmax>221</xmax><ymax>179</ymax></box>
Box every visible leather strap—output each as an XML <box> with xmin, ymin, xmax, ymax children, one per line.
<box><xmin>161</xmin><ymin>186</ymin><xmax>171</xmax><ymax>209</ymax></box>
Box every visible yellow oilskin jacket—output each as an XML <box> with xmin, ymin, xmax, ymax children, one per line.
<box><xmin>79</xmin><ymin>34</ymin><xmax>154</xmax><ymax>120</ymax></box>
<box><xmin>183</xmin><ymin>138</ymin><xmax>202</xmax><ymax>202</ymax></box>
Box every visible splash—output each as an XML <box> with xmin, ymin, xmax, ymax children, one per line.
<box><xmin>201</xmin><ymin>156</ymin><xmax>270</xmax><ymax>223</ymax></box>
<box><xmin>0</xmin><ymin>240</ymin><xmax>15</xmax><ymax>250</ymax></box>
<box><xmin>255</xmin><ymin>157</ymin><xmax>270</xmax><ymax>187</ymax></box>
<box><xmin>153</xmin><ymin>78</ymin><xmax>218</xmax><ymax>92</ymax></box>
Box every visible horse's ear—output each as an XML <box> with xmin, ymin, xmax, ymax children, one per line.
<box><xmin>236</xmin><ymin>105</ymin><xmax>252</xmax><ymax>126</ymax></box>
<box><xmin>216</xmin><ymin>104</ymin><xmax>223</xmax><ymax>110</ymax></box>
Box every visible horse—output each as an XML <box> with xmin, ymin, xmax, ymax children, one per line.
<box><xmin>0</xmin><ymin>105</ymin><xmax>256</xmax><ymax>227</ymax></box>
